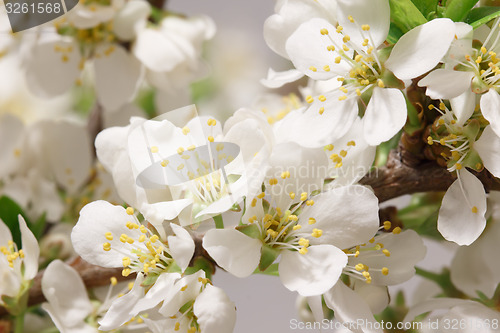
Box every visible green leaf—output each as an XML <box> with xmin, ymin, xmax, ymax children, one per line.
<box><xmin>410</xmin><ymin>0</ymin><xmax>438</xmax><ymax>18</ymax></box>
<box><xmin>259</xmin><ymin>245</ymin><xmax>279</xmax><ymax>271</ymax></box>
<box><xmin>389</xmin><ymin>0</ymin><xmax>428</xmax><ymax>33</ymax></box>
<box><xmin>387</xmin><ymin>22</ymin><xmax>404</xmax><ymax>44</ymax></box>
<box><xmin>136</xmin><ymin>88</ymin><xmax>156</xmax><ymax>119</ymax></box>
<box><xmin>465</xmin><ymin>6</ymin><xmax>500</xmax><ymax>29</ymax></box>
<box><xmin>30</xmin><ymin>213</ymin><xmax>46</xmax><ymax>240</ymax></box>
<box><xmin>236</xmin><ymin>224</ymin><xmax>261</xmax><ymax>239</ymax></box>
<box><xmin>184</xmin><ymin>257</ymin><xmax>215</xmax><ymax>280</ymax></box>
<box><xmin>0</xmin><ymin>196</ymin><xmax>29</xmax><ymax>248</ymax></box>
<box><xmin>444</xmin><ymin>0</ymin><xmax>480</xmax><ymax>21</ymax></box>
<box><xmin>141</xmin><ymin>273</ymin><xmax>160</xmax><ymax>288</ymax></box>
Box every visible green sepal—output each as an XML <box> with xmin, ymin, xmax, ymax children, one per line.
<box><xmin>166</xmin><ymin>262</ymin><xmax>182</xmax><ymax>273</ymax></box>
<box><xmin>184</xmin><ymin>257</ymin><xmax>215</xmax><ymax>280</ymax></box>
<box><xmin>444</xmin><ymin>0</ymin><xmax>480</xmax><ymax>22</ymax></box>
<box><xmin>465</xmin><ymin>6</ymin><xmax>500</xmax><ymax>28</ymax></box>
<box><xmin>179</xmin><ymin>300</ymin><xmax>195</xmax><ymax>314</ymax></box>
<box><xmin>1</xmin><ymin>280</ymin><xmax>31</xmax><ymax>316</ymax></box>
<box><xmin>253</xmin><ymin>263</ymin><xmax>279</xmax><ymax>276</ymax></box>
<box><xmin>236</xmin><ymin>223</ymin><xmax>261</xmax><ymax>239</ymax></box>
<box><xmin>463</xmin><ymin>119</ymin><xmax>481</xmax><ymax>141</ymax></box>
<box><xmin>259</xmin><ymin>245</ymin><xmax>279</xmax><ymax>271</ymax></box>
<box><xmin>381</xmin><ymin>68</ymin><xmax>405</xmax><ymax>90</ymax></box>
<box><xmin>389</xmin><ymin>0</ymin><xmax>428</xmax><ymax>34</ymax></box>
<box><xmin>462</xmin><ymin>148</ymin><xmax>483</xmax><ymax>171</ymax></box>
<box><xmin>141</xmin><ymin>273</ymin><xmax>160</xmax><ymax>288</ymax></box>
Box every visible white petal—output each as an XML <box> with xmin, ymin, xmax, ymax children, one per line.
<box><xmin>25</xmin><ymin>39</ymin><xmax>81</xmax><ymax>98</ymax></box>
<box><xmin>131</xmin><ymin>272</ymin><xmax>181</xmax><ymax>314</ymax></box>
<box><xmin>112</xmin><ymin>0</ymin><xmax>150</xmax><ymax>41</ymax></box>
<box><xmin>159</xmin><ymin>271</ymin><xmax>205</xmax><ymax>317</ymax></box>
<box><xmin>386</xmin><ymin>18</ymin><xmax>456</xmax><ymax>80</ymax></box>
<box><xmin>260</xmin><ymin>68</ymin><xmax>304</xmax><ymax>88</ymax></box>
<box><xmin>98</xmin><ymin>274</ymin><xmax>145</xmax><ymax>331</ymax></box>
<box><xmin>480</xmin><ymin>89</ymin><xmax>500</xmax><ymax>138</ymax></box>
<box><xmin>299</xmin><ymin>185</ymin><xmax>379</xmax><ymax>249</ymax></box>
<box><xmin>94</xmin><ymin>44</ymin><xmax>142</xmax><ymax>111</ymax></box>
<box><xmin>403</xmin><ymin>298</ymin><xmax>473</xmax><ymax>322</ymax></box>
<box><xmin>475</xmin><ymin>125</ymin><xmax>500</xmax><ymax>178</ymax></box>
<box><xmin>438</xmin><ymin>169</ymin><xmax>487</xmax><ymax>245</ymax></box>
<box><xmin>418</xmin><ymin>69</ymin><xmax>474</xmax><ymax>99</ymax></box>
<box><xmin>363</xmin><ymin>87</ymin><xmax>407</xmax><ymax>145</ymax></box>
<box><xmin>41</xmin><ymin>260</ymin><xmax>92</xmax><ymax>327</ymax></box>
<box><xmin>194</xmin><ymin>284</ymin><xmax>237</xmax><ymax>333</ymax></box>
<box><xmin>19</xmin><ymin>215</ymin><xmax>39</xmax><ymax>280</ymax></box>
<box><xmin>337</xmin><ymin>0</ymin><xmax>390</xmax><ymax>48</ymax></box>
<box><xmin>286</xmin><ymin>18</ymin><xmax>352</xmax><ymax>80</ymax></box>
<box><xmin>168</xmin><ymin>224</ymin><xmax>195</xmax><ymax>272</ymax></box>
<box><xmin>0</xmin><ymin>114</ymin><xmax>25</xmax><ymax>179</ymax></box>
<box><xmin>450</xmin><ymin>89</ymin><xmax>476</xmax><ymax>127</ymax></box>
<box><xmin>0</xmin><ymin>218</ymin><xmax>13</xmax><ymax>246</ymax></box>
<box><xmin>324</xmin><ymin>282</ymin><xmax>383</xmax><ymax>333</ymax></box>
<box><xmin>0</xmin><ymin>255</ymin><xmax>21</xmax><ymax>298</ymax></box>
<box><xmin>202</xmin><ymin>229</ymin><xmax>261</xmax><ymax>278</ymax></box>
<box><xmin>350</xmin><ymin>230</ymin><xmax>426</xmax><ymax>285</ymax></box>
<box><xmin>71</xmin><ymin>200</ymin><xmax>142</xmax><ymax>267</ymax></box>
<box><xmin>353</xmin><ymin>282</ymin><xmax>389</xmax><ymax>315</ymax></box>
<box><xmin>263</xmin><ymin>0</ymin><xmax>336</xmax><ymax>59</ymax></box>
<box><xmin>274</xmin><ymin>92</ymin><xmax>358</xmax><ymax>147</ymax></box>
<box><xmin>134</xmin><ymin>28</ymin><xmax>186</xmax><ymax>72</ymax></box>
<box><xmin>279</xmin><ymin>245</ymin><xmax>347</xmax><ymax>296</ymax></box>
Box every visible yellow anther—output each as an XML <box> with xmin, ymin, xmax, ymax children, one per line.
<box><xmin>311</xmin><ymin>228</ymin><xmax>323</xmax><ymax>238</ymax></box>
<box><xmin>360</xmin><ymin>79</ymin><xmax>370</xmax><ymax>85</ymax></box>
<box><xmin>161</xmin><ymin>160</ymin><xmax>169</xmax><ymax>167</ymax></box>
<box><xmin>335</xmin><ymin>162</ymin><xmax>343</xmax><ymax>168</ymax></box>
<box><xmin>348</xmin><ymin>15</ymin><xmax>354</xmax><ymax>22</ymax></box>
<box><xmin>177</xmin><ymin>164</ymin><xmax>184</xmax><ymax>171</ymax></box>
<box><xmin>182</xmin><ymin>126</ymin><xmax>190</xmax><ymax>135</ymax></box>
<box><xmin>476</xmin><ymin>56</ymin><xmax>482</xmax><ymax>64</ymax></box>
<box><xmin>335</xmin><ymin>56</ymin><xmax>342</xmax><ymax>64</ymax></box>
<box><xmin>281</xmin><ymin>171</ymin><xmax>290</xmax><ymax>179</ymax></box>
<box><xmin>382</xmin><ymin>249</ymin><xmax>391</xmax><ymax>257</ymax></box>
<box><xmin>362</xmin><ymin>38</ymin><xmax>369</xmax><ymax>47</ymax></box>
<box><xmin>355</xmin><ymin>54</ymin><xmax>363</xmax><ymax>63</ymax></box>
<box><xmin>18</xmin><ymin>250</ymin><xmax>24</xmax><ymax>258</ymax></box>
<box><xmin>362</xmin><ymin>271</ymin><xmax>371</xmax><ymax>278</ymax></box>
<box><xmin>327</xmin><ymin>45</ymin><xmax>335</xmax><ymax>51</ymax></box>
<box><xmin>138</xmin><ymin>235</ymin><xmax>146</xmax><ymax>242</ymax></box>
<box><xmin>471</xmin><ymin>206</ymin><xmax>478</xmax><ymax>213</ymax></box>
<box><xmin>110</xmin><ymin>277</ymin><xmax>118</xmax><ymax>286</ymax></box>
<box><xmin>325</xmin><ymin>144</ymin><xmax>334</xmax><ymax>151</ymax></box>
<box><xmin>319</xmin><ymin>107</ymin><xmax>325</xmax><ymax>114</ymax></box>
<box><xmin>377</xmin><ymin>79</ymin><xmax>385</xmax><ymax>88</ymax></box>
<box><xmin>269</xmin><ymin>178</ymin><xmax>278</xmax><ymax>185</ymax></box>
<box><xmin>140</xmin><ymin>225</ymin><xmax>147</xmax><ymax>234</ymax></box>
<box><xmin>122</xmin><ymin>268</ymin><xmax>131</xmax><ymax>277</ymax></box>
<box><xmin>382</xmin><ymin>267</ymin><xmax>389</xmax><ymax>275</ymax></box>
<box><xmin>362</xmin><ymin>24</ymin><xmax>370</xmax><ymax>31</ymax></box>
<box><xmin>340</xmin><ymin>150</ymin><xmax>347</xmax><ymax>158</ymax></box>
<box><xmin>481</xmin><ymin>46</ymin><xmax>487</xmax><ymax>54</ymax></box>
<box><xmin>289</xmin><ymin>192</ymin><xmax>296</xmax><ymax>199</ymax></box>
<box><xmin>299</xmin><ymin>247</ymin><xmax>308</xmax><ymax>255</ymax></box>
<box><xmin>298</xmin><ymin>238</ymin><xmax>309</xmax><ymax>247</ymax></box>
<box><xmin>342</xmin><ymin>45</ymin><xmax>350</xmax><ymax>52</ymax></box>
<box><xmin>251</xmin><ymin>198</ymin><xmax>257</xmax><ymax>207</ymax></box>
<box><xmin>354</xmin><ymin>250</ymin><xmax>360</xmax><ymax>257</ymax></box>
<box><xmin>308</xmin><ymin>217</ymin><xmax>316</xmax><ymax>225</ymax></box>
<box><xmin>293</xmin><ymin>225</ymin><xmax>302</xmax><ymax>231</ymax></box>
<box><xmin>367</xmin><ymin>46</ymin><xmax>374</xmax><ymax>54</ymax></box>
<box><xmin>127</xmin><ymin>282</ymin><xmax>134</xmax><ymax>290</ymax></box>
<box><xmin>383</xmin><ymin>221</ymin><xmax>391</xmax><ymax>230</ymax></box>
<box><xmin>392</xmin><ymin>227</ymin><xmax>402</xmax><ymax>234</ymax></box>
<box><xmin>323</xmin><ymin>65</ymin><xmax>330</xmax><ymax>72</ymax></box>
<box><xmin>105</xmin><ymin>232</ymin><xmax>113</xmax><ymax>240</ymax></box>
<box><xmin>175</xmin><ymin>322</ymin><xmax>181</xmax><ymax>331</ymax></box>
<box><xmin>336</xmin><ymin>26</ymin><xmax>343</xmax><ymax>33</ymax></box>
<box><xmin>126</xmin><ymin>207</ymin><xmax>134</xmax><ymax>215</ymax></box>
<box><xmin>306</xmin><ymin>95</ymin><xmax>314</xmax><ymax>103</ymax></box>
<box><xmin>439</xmin><ymin>138</ymin><xmax>446</xmax><ymax>145</ymax></box>
<box><xmin>257</xmin><ymin>192</ymin><xmax>266</xmax><ymax>199</ymax></box>
<box><xmin>300</xmin><ymin>192</ymin><xmax>308</xmax><ymax>201</ymax></box>
<box><xmin>456</xmin><ymin>163</ymin><xmax>463</xmax><ymax>170</ymax></box>
<box><xmin>320</xmin><ymin>28</ymin><xmax>329</xmax><ymax>35</ymax></box>
<box><xmin>126</xmin><ymin>237</ymin><xmax>134</xmax><ymax>244</ymax></box>
<box><xmin>318</xmin><ymin>95</ymin><xmax>326</xmax><ymax>102</ymax></box>
<box><xmin>306</xmin><ymin>200</ymin><xmax>314</xmax><ymax>206</ymax></box>
<box><xmin>347</xmin><ymin>140</ymin><xmax>356</xmax><ymax>147</ymax></box>
<box><xmin>355</xmin><ymin>263</ymin><xmax>364</xmax><ymax>271</ymax></box>
<box><xmin>207</xmin><ymin>118</ymin><xmax>217</xmax><ymax>126</ymax></box>
<box><xmin>103</xmin><ymin>242</ymin><xmax>111</xmax><ymax>251</ymax></box>
<box><xmin>343</xmin><ymin>35</ymin><xmax>351</xmax><ymax>43</ymax></box>
<box><xmin>338</xmin><ymin>95</ymin><xmax>347</xmax><ymax>101</ymax></box>
<box><xmin>150</xmin><ymin>235</ymin><xmax>159</xmax><ymax>243</ymax></box>
<box><xmin>208</xmin><ymin>136</ymin><xmax>214</xmax><ymax>142</ymax></box>
<box><xmin>150</xmin><ymin>146</ymin><xmax>158</xmax><ymax>153</ymax></box>
<box><xmin>309</xmin><ymin>66</ymin><xmax>317</xmax><ymax>72</ymax></box>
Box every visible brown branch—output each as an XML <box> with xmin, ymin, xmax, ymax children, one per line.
<box><xmin>360</xmin><ymin>147</ymin><xmax>500</xmax><ymax>203</ymax></box>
